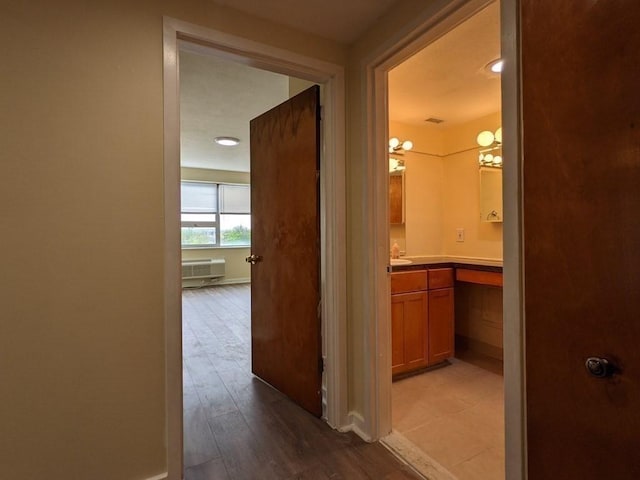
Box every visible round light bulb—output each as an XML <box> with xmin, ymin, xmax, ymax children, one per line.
<box><xmin>494</xmin><ymin>127</ymin><xmax>502</xmax><ymax>143</ymax></box>
<box><xmin>490</xmin><ymin>59</ymin><xmax>504</xmax><ymax>73</ymax></box>
<box><xmin>493</xmin><ymin>156</ymin><xmax>503</xmax><ymax>165</ymax></box>
<box><xmin>389</xmin><ymin>158</ymin><xmax>398</xmax><ymax>172</ymax></box>
<box><xmin>484</xmin><ymin>154</ymin><xmax>494</xmax><ymax>163</ymax></box>
<box><xmin>402</xmin><ymin>140</ymin><xmax>413</xmax><ymax>151</ymax></box>
<box><xmin>477</xmin><ymin>130</ymin><xmax>494</xmax><ymax>147</ymax></box>
<box><xmin>389</xmin><ymin>137</ymin><xmax>400</xmax><ymax>149</ymax></box>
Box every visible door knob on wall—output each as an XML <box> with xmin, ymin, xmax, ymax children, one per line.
<box><xmin>585</xmin><ymin>357</ymin><xmax>615</xmax><ymax>378</ymax></box>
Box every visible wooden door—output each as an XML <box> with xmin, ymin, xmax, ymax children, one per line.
<box><xmin>522</xmin><ymin>2</ymin><xmax>640</xmax><ymax>478</ymax></box>
<box><xmin>249</xmin><ymin>86</ymin><xmax>322</xmax><ymax>417</ymax></box>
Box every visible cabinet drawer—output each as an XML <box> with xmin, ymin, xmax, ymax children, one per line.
<box><xmin>456</xmin><ymin>268</ymin><xmax>503</xmax><ymax>287</ymax></box>
<box><xmin>428</xmin><ymin>268</ymin><xmax>454</xmax><ymax>289</ymax></box>
<box><xmin>391</xmin><ymin>270</ymin><xmax>427</xmax><ymax>294</ymax></box>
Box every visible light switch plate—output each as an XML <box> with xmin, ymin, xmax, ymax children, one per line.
<box><xmin>456</xmin><ymin>228</ymin><xmax>465</xmax><ymax>242</ymax></box>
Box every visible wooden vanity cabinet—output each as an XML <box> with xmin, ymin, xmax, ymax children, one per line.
<box><xmin>391</xmin><ymin>291</ymin><xmax>428</xmax><ymax>375</ymax></box>
<box><xmin>391</xmin><ymin>271</ymin><xmax>428</xmax><ymax>376</ymax></box>
<box><xmin>391</xmin><ymin>268</ymin><xmax>455</xmax><ymax>378</ymax></box>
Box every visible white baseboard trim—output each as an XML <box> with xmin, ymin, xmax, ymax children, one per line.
<box><xmin>216</xmin><ymin>277</ymin><xmax>250</xmax><ymax>285</ymax></box>
<box><xmin>347</xmin><ymin>411</ymin><xmax>372</xmax><ymax>442</ymax></box>
<box><xmin>145</xmin><ymin>473</ymin><xmax>168</xmax><ymax>480</ymax></box>
<box><xmin>382</xmin><ymin>431</ymin><xmax>457</xmax><ymax>480</ymax></box>
<box><xmin>182</xmin><ymin>277</ymin><xmax>250</xmax><ymax>289</ymax></box>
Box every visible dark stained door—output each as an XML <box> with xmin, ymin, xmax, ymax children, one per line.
<box><xmin>248</xmin><ymin>86</ymin><xmax>322</xmax><ymax>416</ymax></box>
<box><xmin>522</xmin><ymin>2</ymin><xmax>640</xmax><ymax>478</ymax></box>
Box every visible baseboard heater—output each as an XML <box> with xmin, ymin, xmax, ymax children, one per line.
<box><xmin>182</xmin><ymin>258</ymin><xmax>225</xmax><ymax>288</ymax></box>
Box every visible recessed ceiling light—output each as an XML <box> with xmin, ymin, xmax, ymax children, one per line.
<box><xmin>214</xmin><ymin>136</ymin><xmax>240</xmax><ymax>146</ymax></box>
<box><xmin>486</xmin><ymin>59</ymin><xmax>504</xmax><ymax>74</ymax></box>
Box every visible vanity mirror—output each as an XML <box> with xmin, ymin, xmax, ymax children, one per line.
<box><xmin>479</xmin><ymin>166</ymin><xmax>502</xmax><ymax>222</ymax></box>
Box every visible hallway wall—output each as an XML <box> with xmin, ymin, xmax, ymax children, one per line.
<box><xmin>1</xmin><ymin>0</ymin><xmax>500</xmax><ymax>477</ymax></box>
<box><xmin>345</xmin><ymin>0</ymin><xmax>449</xmax><ymax>435</ymax></box>
<box><xmin>1</xmin><ymin>2</ymin><xmax>345</xmax><ymax>479</ymax></box>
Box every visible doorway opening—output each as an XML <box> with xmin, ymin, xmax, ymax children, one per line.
<box><xmin>178</xmin><ymin>45</ymin><xmax>316</xmax><ymax>473</ymax></box>
<box><xmin>163</xmin><ymin>18</ymin><xmax>347</xmax><ymax>478</ymax></box>
<box><xmin>379</xmin><ymin>2</ymin><xmax>508</xmax><ymax>479</ymax></box>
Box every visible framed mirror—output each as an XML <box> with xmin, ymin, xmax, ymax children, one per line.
<box><xmin>479</xmin><ymin>166</ymin><xmax>502</xmax><ymax>222</ymax></box>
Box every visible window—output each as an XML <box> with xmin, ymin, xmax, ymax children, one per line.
<box><xmin>181</xmin><ymin>181</ymin><xmax>251</xmax><ymax>247</ymax></box>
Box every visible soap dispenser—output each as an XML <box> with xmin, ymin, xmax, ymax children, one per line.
<box><xmin>391</xmin><ymin>240</ymin><xmax>400</xmax><ymax>259</ymax></box>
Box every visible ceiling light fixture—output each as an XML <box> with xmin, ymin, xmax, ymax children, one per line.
<box><xmin>214</xmin><ymin>136</ymin><xmax>240</xmax><ymax>146</ymax></box>
<box><xmin>486</xmin><ymin>58</ymin><xmax>504</xmax><ymax>74</ymax></box>
<box><xmin>389</xmin><ymin>137</ymin><xmax>413</xmax><ymax>154</ymax></box>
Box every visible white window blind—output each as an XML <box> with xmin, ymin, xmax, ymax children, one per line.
<box><xmin>181</xmin><ymin>182</ymin><xmax>218</xmax><ymax>213</ymax></box>
<box><xmin>219</xmin><ymin>184</ymin><xmax>250</xmax><ymax>214</ymax></box>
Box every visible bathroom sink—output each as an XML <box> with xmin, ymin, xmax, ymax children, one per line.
<box><xmin>390</xmin><ymin>258</ymin><xmax>412</xmax><ymax>265</ymax></box>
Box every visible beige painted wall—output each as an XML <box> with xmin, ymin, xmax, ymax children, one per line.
<box><xmin>181</xmin><ymin>166</ymin><xmax>250</xmax><ymax>184</ymax></box>
<box><xmin>180</xmin><ymin>168</ymin><xmax>251</xmax><ymax>284</ymax></box>
<box><xmin>1</xmin><ymin>2</ymin><xmax>345</xmax><ymax>479</ymax></box>
<box><xmin>442</xmin><ymin>111</ymin><xmax>503</xmax><ymax>259</ymax></box>
<box><xmin>289</xmin><ymin>77</ymin><xmax>317</xmax><ymax>97</ymax></box>
<box><xmin>389</xmin><ymin>121</ymin><xmax>445</xmax><ymax>256</ymax></box>
<box><xmin>181</xmin><ymin>247</ymin><xmax>251</xmax><ymax>284</ymax></box>
<box><xmin>389</xmin><ymin>113</ymin><xmax>503</xmax><ymax>260</ymax></box>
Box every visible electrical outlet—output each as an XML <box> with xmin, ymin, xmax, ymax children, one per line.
<box><xmin>456</xmin><ymin>228</ymin><xmax>465</xmax><ymax>242</ymax></box>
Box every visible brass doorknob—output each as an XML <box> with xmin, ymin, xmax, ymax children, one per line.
<box><xmin>245</xmin><ymin>254</ymin><xmax>262</xmax><ymax>264</ymax></box>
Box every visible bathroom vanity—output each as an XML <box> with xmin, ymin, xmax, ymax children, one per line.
<box><xmin>390</xmin><ymin>258</ymin><xmax>502</xmax><ymax>379</ymax></box>
<box><xmin>391</xmin><ymin>266</ymin><xmax>454</xmax><ymax>376</ymax></box>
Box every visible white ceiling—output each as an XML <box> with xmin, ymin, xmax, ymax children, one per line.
<box><xmin>208</xmin><ymin>0</ymin><xmax>399</xmax><ymax>44</ymax></box>
<box><xmin>179</xmin><ymin>2</ymin><xmax>501</xmax><ymax>172</ymax></box>
<box><xmin>389</xmin><ymin>2</ymin><xmax>501</xmax><ymax>126</ymax></box>
<box><xmin>179</xmin><ymin>48</ymin><xmax>290</xmax><ymax>172</ymax></box>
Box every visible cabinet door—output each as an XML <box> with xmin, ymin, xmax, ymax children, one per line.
<box><xmin>391</xmin><ymin>291</ymin><xmax>428</xmax><ymax>376</ymax></box>
<box><xmin>389</xmin><ymin>174</ymin><xmax>403</xmax><ymax>224</ymax></box>
<box><xmin>391</xmin><ymin>297</ymin><xmax>406</xmax><ymax>374</ymax></box>
<box><xmin>428</xmin><ymin>287</ymin><xmax>454</xmax><ymax>365</ymax></box>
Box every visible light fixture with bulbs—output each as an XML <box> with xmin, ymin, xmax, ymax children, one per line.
<box><xmin>389</xmin><ymin>137</ymin><xmax>413</xmax><ymax>154</ymax></box>
<box><xmin>477</xmin><ymin>127</ymin><xmax>502</xmax><ymax>168</ymax></box>
<box><xmin>214</xmin><ymin>136</ymin><xmax>240</xmax><ymax>146</ymax></box>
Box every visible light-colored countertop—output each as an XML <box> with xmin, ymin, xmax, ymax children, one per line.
<box><xmin>391</xmin><ymin>255</ymin><xmax>503</xmax><ymax>270</ymax></box>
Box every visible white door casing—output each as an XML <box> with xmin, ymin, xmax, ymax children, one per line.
<box><xmin>163</xmin><ymin>17</ymin><xmax>347</xmax><ymax>480</ymax></box>
<box><xmin>360</xmin><ymin>0</ymin><xmax>525</xmax><ymax>478</ymax></box>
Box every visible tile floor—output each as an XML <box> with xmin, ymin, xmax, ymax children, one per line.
<box><xmin>392</xmin><ymin>358</ymin><xmax>505</xmax><ymax>480</ymax></box>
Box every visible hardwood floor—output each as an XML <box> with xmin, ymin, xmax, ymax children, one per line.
<box><xmin>183</xmin><ymin>284</ymin><xmax>421</xmax><ymax>480</ymax></box>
